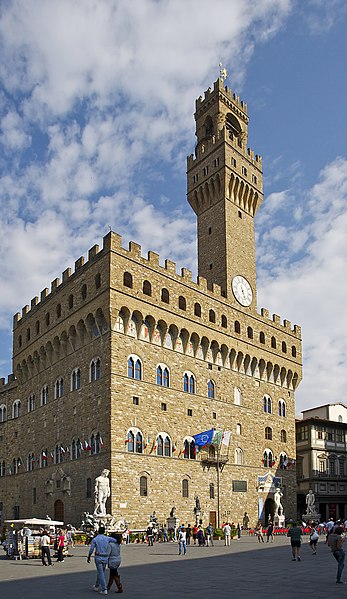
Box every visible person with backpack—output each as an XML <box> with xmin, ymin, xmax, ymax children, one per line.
<box><xmin>309</xmin><ymin>525</ymin><xmax>319</xmax><ymax>555</ymax></box>
<box><xmin>178</xmin><ymin>525</ymin><xmax>187</xmax><ymax>555</ymax></box>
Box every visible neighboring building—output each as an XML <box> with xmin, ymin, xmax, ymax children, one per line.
<box><xmin>0</xmin><ymin>77</ymin><xmax>302</xmax><ymax>528</ymax></box>
<box><xmin>296</xmin><ymin>404</ymin><xmax>347</xmax><ymax>521</ymax></box>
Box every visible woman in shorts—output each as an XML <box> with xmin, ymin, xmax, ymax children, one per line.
<box><xmin>309</xmin><ymin>526</ymin><xmax>319</xmax><ymax>555</ymax></box>
<box><xmin>107</xmin><ymin>532</ymin><xmax>123</xmax><ymax>593</ymax></box>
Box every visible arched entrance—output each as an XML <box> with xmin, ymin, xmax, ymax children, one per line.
<box><xmin>54</xmin><ymin>499</ymin><xmax>64</xmax><ymax>522</ymax></box>
<box><xmin>264</xmin><ymin>497</ymin><xmax>275</xmax><ymax>524</ymax></box>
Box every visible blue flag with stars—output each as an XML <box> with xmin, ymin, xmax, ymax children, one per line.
<box><xmin>193</xmin><ymin>428</ymin><xmax>214</xmax><ymax>446</ymax></box>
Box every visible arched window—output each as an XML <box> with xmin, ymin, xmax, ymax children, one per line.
<box><xmin>156</xmin><ymin>364</ymin><xmax>170</xmax><ymax>387</ymax></box>
<box><xmin>292</xmin><ymin>346</ymin><xmax>297</xmax><ymax>357</ymax></box>
<box><xmin>123</xmin><ymin>272</ymin><xmax>133</xmax><ymax>288</ymax></box>
<box><xmin>68</xmin><ymin>294</ymin><xmax>74</xmax><ymax>309</ymax></box>
<box><xmin>204</xmin><ymin>115</ymin><xmax>214</xmax><ymax>138</ymax></box>
<box><xmin>28</xmin><ymin>394</ymin><xmax>35</xmax><ymax>412</ymax></box>
<box><xmin>36</xmin><ymin>320</ymin><xmax>40</xmax><ymax>334</ymax></box>
<box><xmin>209</xmin><ymin>309</ymin><xmax>216</xmax><ymax>323</ymax></box>
<box><xmin>90</xmin><ymin>358</ymin><xmax>101</xmax><ymax>382</ymax></box>
<box><xmin>247</xmin><ymin>326</ymin><xmax>253</xmax><ymax>339</ymax></box>
<box><xmin>221</xmin><ymin>315</ymin><xmax>227</xmax><ymax>328</ymax></box>
<box><xmin>128</xmin><ymin>355</ymin><xmax>142</xmax><ymax>380</ymax></box>
<box><xmin>55</xmin><ymin>445</ymin><xmax>63</xmax><ymax>464</ymax></box>
<box><xmin>183</xmin><ymin>372</ymin><xmax>195</xmax><ymax>394</ymax></box>
<box><xmin>263</xmin><ymin>449</ymin><xmax>273</xmax><ymax>468</ymax></box>
<box><xmin>281</xmin><ymin>429</ymin><xmax>287</xmax><ymax>443</ymax></box>
<box><xmin>282</xmin><ymin>341</ymin><xmax>287</xmax><ymax>353</ymax></box>
<box><xmin>81</xmin><ymin>284</ymin><xmax>87</xmax><ymax>300</ymax></box>
<box><xmin>210</xmin><ymin>483</ymin><xmax>215</xmax><ymax>499</ymax></box>
<box><xmin>271</xmin><ymin>336</ymin><xmax>276</xmax><ymax>349</ymax></box>
<box><xmin>182</xmin><ymin>479</ymin><xmax>189</xmax><ymax>498</ymax></box>
<box><xmin>339</xmin><ymin>457</ymin><xmax>345</xmax><ymax>476</ymax></box>
<box><xmin>27</xmin><ymin>452</ymin><xmax>35</xmax><ymax>472</ymax></box>
<box><xmin>234</xmin><ymin>387</ymin><xmax>242</xmax><ymax>406</ymax></box>
<box><xmin>236</xmin><ymin>423</ymin><xmax>241</xmax><ymax>435</ymax></box>
<box><xmin>12</xmin><ymin>400</ymin><xmax>21</xmax><ymax>419</ymax></box>
<box><xmin>40</xmin><ymin>448</ymin><xmax>48</xmax><ymax>468</ymax></box>
<box><xmin>56</xmin><ymin>303</ymin><xmax>62</xmax><ymax>318</ymax></box>
<box><xmin>183</xmin><ymin>439</ymin><xmax>196</xmax><ymax>460</ymax></box>
<box><xmin>207</xmin><ymin>380</ymin><xmax>215</xmax><ymax>399</ymax></box>
<box><xmin>234</xmin><ymin>321</ymin><xmax>241</xmax><ymax>334</ymax></box>
<box><xmin>260</xmin><ymin>332</ymin><xmax>265</xmax><ymax>344</ymax></box>
<box><xmin>72</xmin><ymin>438</ymin><xmax>82</xmax><ymax>459</ymax></box>
<box><xmin>194</xmin><ymin>303</ymin><xmax>201</xmax><ymax>317</ymax></box>
<box><xmin>54</xmin><ymin>378</ymin><xmax>64</xmax><ymax>399</ymax></box>
<box><xmin>140</xmin><ymin>476</ymin><xmax>148</xmax><ymax>496</ymax></box>
<box><xmin>0</xmin><ymin>404</ymin><xmax>7</xmax><ymax>423</ymax></box>
<box><xmin>161</xmin><ymin>288</ymin><xmax>169</xmax><ymax>303</ymax></box>
<box><xmin>329</xmin><ymin>456</ymin><xmax>337</xmax><ymax>475</ymax></box>
<box><xmin>127</xmin><ymin>429</ymin><xmax>143</xmax><ymax>454</ymax></box>
<box><xmin>235</xmin><ymin>448</ymin><xmax>243</xmax><ymax>465</ymax></box>
<box><xmin>156</xmin><ymin>433</ymin><xmax>171</xmax><ymax>457</ymax></box>
<box><xmin>95</xmin><ymin>273</ymin><xmax>101</xmax><ymax>289</ymax></box>
<box><xmin>41</xmin><ymin>385</ymin><xmax>48</xmax><ymax>406</ymax></box>
<box><xmin>265</xmin><ymin>427</ymin><xmax>272</xmax><ymax>440</ymax></box>
<box><xmin>143</xmin><ymin>280</ymin><xmax>152</xmax><ymax>296</ymax></box>
<box><xmin>18</xmin><ymin>335</ymin><xmax>22</xmax><ymax>347</ymax></box>
<box><xmin>263</xmin><ymin>395</ymin><xmax>272</xmax><ymax>414</ymax></box>
<box><xmin>27</xmin><ymin>327</ymin><xmax>31</xmax><ymax>341</ymax></box>
<box><xmin>178</xmin><ymin>296</ymin><xmax>186</xmax><ymax>311</ymax></box>
<box><xmin>278</xmin><ymin>399</ymin><xmax>286</xmax><ymax>417</ymax></box>
<box><xmin>71</xmin><ymin>368</ymin><xmax>81</xmax><ymax>391</ymax></box>
<box><xmin>0</xmin><ymin>461</ymin><xmax>6</xmax><ymax>477</ymax></box>
<box><xmin>279</xmin><ymin>452</ymin><xmax>288</xmax><ymax>469</ymax></box>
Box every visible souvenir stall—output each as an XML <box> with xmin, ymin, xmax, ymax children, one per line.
<box><xmin>4</xmin><ymin>518</ymin><xmax>64</xmax><ymax>559</ymax></box>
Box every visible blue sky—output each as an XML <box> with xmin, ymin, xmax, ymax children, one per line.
<box><xmin>0</xmin><ymin>0</ymin><xmax>346</xmax><ymax>414</ymax></box>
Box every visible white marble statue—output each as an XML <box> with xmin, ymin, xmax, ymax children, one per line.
<box><xmin>94</xmin><ymin>469</ymin><xmax>110</xmax><ymax>516</ymax></box>
<box><xmin>274</xmin><ymin>487</ymin><xmax>283</xmax><ymax>517</ymax></box>
<box><xmin>306</xmin><ymin>489</ymin><xmax>316</xmax><ymax>514</ymax></box>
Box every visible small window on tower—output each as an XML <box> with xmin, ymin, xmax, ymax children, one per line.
<box><xmin>242</xmin><ymin>167</ymin><xmax>248</xmax><ymax>176</ymax></box>
<box><xmin>209</xmin><ymin>263</ymin><xmax>213</xmax><ymax>270</ymax></box>
<box><xmin>231</xmin><ymin>158</ymin><xmax>237</xmax><ymax>167</ymax></box>
<box><xmin>208</xmin><ymin>227</ymin><xmax>212</xmax><ymax>235</ymax></box>
<box><xmin>203</xmin><ymin>166</ymin><xmax>209</xmax><ymax>176</ymax></box>
<box><xmin>238</xmin><ymin>210</ymin><xmax>242</xmax><ymax>218</ymax></box>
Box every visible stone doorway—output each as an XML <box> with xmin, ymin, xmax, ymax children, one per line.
<box><xmin>264</xmin><ymin>497</ymin><xmax>275</xmax><ymax>524</ymax></box>
<box><xmin>209</xmin><ymin>511</ymin><xmax>217</xmax><ymax>529</ymax></box>
<box><xmin>54</xmin><ymin>499</ymin><xmax>64</xmax><ymax>522</ymax></box>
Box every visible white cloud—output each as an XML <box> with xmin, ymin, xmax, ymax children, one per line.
<box><xmin>257</xmin><ymin>156</ymin><xmax>347</xmax><ymax>413</ymax></box>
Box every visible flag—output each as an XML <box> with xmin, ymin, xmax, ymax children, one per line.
<box><xmin>42</xmin><ymin>451</ymin><xmax>47</xmax><ymax>461</ymax></box>
<box><xmin>212</xmin><ymin>430</ymin><xmax>223</xmax><ymax>446</ymax></box>
<box><xmin>222</xmin><ymin>430</ymin><xmax>231</xmax><ymax>447</ymax></box>
<box><xmin>173</xmin><ymin>442</ymin><xmax>177</xmax><ymax>452</ymax></box>
<box><xmin>100</xmin><ymin>436</ymin><xmax>104</xmax><ymax>449</ymax></box>
<box><xmin>193</xmin><ymin>428</ymin><xmax>214</xmax><ymax>447</ymax></box>
<box><xmin>50</xmin><ymin>451</ymin><xmax>54</xmax><ymax>461</ymax></box>
<box><xmin>60</xmin><ymin>445</ymin><xmax>66</xmax><ymax>454</ymax></box>
<box><xmin>84</xmin><ymin>440</ymin><xmax>91</xmax><ymax>451</ymax></box>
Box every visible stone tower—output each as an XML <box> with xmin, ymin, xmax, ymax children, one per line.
<box><xmin>187</xmin><ymin>77</ymin><xmax>263</xmax><ymax>308</ymax></box>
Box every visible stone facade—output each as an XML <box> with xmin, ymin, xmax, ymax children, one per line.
<box><xmin>0</xmin><ymin>78</ymin><xmax>302</xmax><ymax>529</ymax></box>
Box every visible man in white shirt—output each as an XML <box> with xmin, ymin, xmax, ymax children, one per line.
<box><xmin>178</xmin><ymin>526</ymin><xmax>187</xmax><ymax>555</ymax></box>
<box><xmin>224</xmin><ymin>523</ymin><xmax>231</xmax><ymax>546</ymax></box>
<box><xmin>41</xmin><ymin>530</ymin><xmax>53</xmax><ymax>566</ymax></box>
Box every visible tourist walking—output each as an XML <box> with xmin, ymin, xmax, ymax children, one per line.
<box><xmin>287</xmin><ymin>522</ymin><xmax>302</xmax><ymax>561</ymax></box>
<box><xmin>186</xmin><ymin>524</ymin><xmax>192</xmax><ymax>545</ymax></box>
<box><xmin>178</xmin><ymin>526</ymin><xmax>187</xmax><ymax>556</ymax></box>
<box><xmin>255</xmin><ymin>522</ymin><xmax>264</xmax><ymax>543</ymax></box>
<box><xmin>107</xmin><ymin>532</ymin><xmax>123</xmax><ymax>593</ymax></box>
<box><xmin>329</xmin><ymin>527</ymin><xmax>345</xmax><ymax>583</ymax></box>
<box><xmin>309</xmin><ymin>526</ymin><xmax>319</xmax><ymax>555</ymax></box>
<box><xmin>266</xmin><ymin>522</ymin><xmax>274</xmax><ymax>543</ymax></box>
<box><xmin>193</xmin><ymin>524</ymin><xmax>198</xmax><ymax>545</ymax></box>
<box><xmin>40</xmin><ymin>530</ymin><xmax>53</xmax><ymax>566</ymax></box>
<box><xmin>146</xmin><ymin>525</ymin><xmax>154</xmax><ymax>546</ymax></box>
<box><xmin>197</xmin><ymin>526</ymin><xmax>205</xmax><ymax>547</ymax></box>
<box><xmin>87</xmin><ymin>526</ymin><xmax>117</xmax><ymax>595</ymax></box>
<box><xmin>206</xmin><ymin>523</ymin><xmax>214</xmax><ymax>546</ymax></box>
<box><xmin>224</xmin><ymin>522</ymin><xmax>231</xmax><ymax>546</ymax></box>
<box><xmin>56</xmin><ymin>530</ymin><xmax>65</xmax><ymax>562</ymax></box>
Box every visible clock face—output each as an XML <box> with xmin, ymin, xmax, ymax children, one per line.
<box><xmin>232</xmin><ymin>276</ymin><xmax>253</xmax><ymax>307</ymax></box>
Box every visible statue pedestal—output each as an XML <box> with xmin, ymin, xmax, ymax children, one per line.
<box><xmin>302</xmin><ymin>512</ymin><xmax>321</xmax><ymax>524</ymax></box>
<box><xmin>94</xmin><ymin>513</ymin><xmax>115</xmax><ymax>532</ymax></box>
<box><xmin>274</xmin><ymin>514</ymin><xmax>285</xmax><ymax>528</ymax></box>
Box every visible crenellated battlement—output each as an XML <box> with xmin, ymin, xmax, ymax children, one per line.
<box><xmin>187</xmin><ymin>127</ymin><xmax>262</xmax><ymax>170</ymax></box>
<box><xmin>0</xmin><ymin>373</ymin><xmax>17</xmax><ymax>392</ymax></box>
<box><xmin>196</xmin><ymin>78</ymin><xmax>248</xmax><ymax>116</ymax></box>
<box><xmin>12</xmin><ymin>231</ymin><xmax>301</xmax><ymax>340</ymax></box>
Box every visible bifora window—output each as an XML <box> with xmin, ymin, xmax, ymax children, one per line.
<box><xmin>156</xmin><ymin>364</ymin><xmax>169</xmax><ymax>387</ymax></box>
<box><xmin>183</xmin><ymin>372</ymin><xmax>195</xmax><ymax>393</ymax></box>
<box><xmin>126</xmin><ymin>429</ymin><xmax>143</xmax><ymax>454</ymax></box>
<box><xmin>156</xmin><ymin>434</ymin><xmax>171</xmax><ymax>457</ymax></box>
<box><xmin>90</xmin><ymin>358</ymin><xmax>101</xmax><ymax>382</ymax></box>
<box><xmin>128</xmin><ymin>356</ymin><xmax>142</xmax><ymax>380</ymax></box>
<box><xmin>183</xmin><ymin>439</ymin><xmax>196</xmax><ymax>460</ymax></box>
